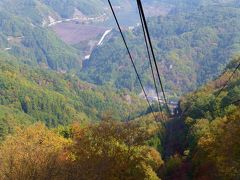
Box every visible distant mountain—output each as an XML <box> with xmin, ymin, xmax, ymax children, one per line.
<box><xmin>0</xmin><ymin>0</ymin><xmax>151</xmax><ymax>137</ymax></box>
<box><xmin>0</xmin><ymin>0</ymin><xmax>137</xmax><ymax>73</ymax></box>
<box><xmin>80</xmin><ymin>1</ymin><xmax>240</xmax><ymax>98</ymax></box>
<box><xmin>0</xmin><ymin>0</ymin><xmax>106</xmax><ymax>22</ymax></box>
<box><xmin>0</xmin><ymin>4</ymin><xmax>83</xmax><ymax>72</ymax></box>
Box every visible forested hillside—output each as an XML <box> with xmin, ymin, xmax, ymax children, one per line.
<box><xmin>161</xmin><ymin>57</ymin><xmax>240</xmax><ymax>179</ymax></box>
<box><xmin>0</xmin><ymin>0</ymin><xmax>106</xmax><ymax>21</ymax></box>
<box><xmin>0</xmin><ymin>9</ymin><xmax>83</xmax><ymax>72</ymax></box>
<box><xmin>0</xmin><ymin>58</ymin><xmax>239</xmax><ymax>179</ymax></box>
<box><xmin>0</xmin><ymin>0</ymin><xmax>136</xmax><ymax>77</ymax></box>
<box><xmin>0</xmin><ymin>0</ymin><xmax>125</xmax><ymax>73</ymax></box>
<box><xmin>2</xmin><ymin>0</ymin><xmax>239</xmax><ymax>97</ymax></box>
<box><xmin>0</xmin><ymin>50</ymin><xmax>147</xmax><ymax>140</ymax></box>
<box><xmin>0</xmin><ymin>115</ymin><xmax>165</xmax><ymax>179</ymax></box>
<box><xmin>181</xmin><ymin>57</ymin><xmax>240</xmax><ymax>179</ymax></box>
<box><xmin>0</xmin><ymin>0</ymin><xmax>239</xmax><ymax>179</ymax></box>
<box><xmin>81</xmin><ymin>1</ymin><xmax>240</xmax><ymax>96</ymax></box>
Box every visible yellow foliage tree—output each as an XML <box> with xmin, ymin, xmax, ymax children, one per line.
<box><xmin>0</xmin><ymin>123</ymin><xmax>70</xmax><ymax>180</ymax></box>
<box><xmin>194</xmin><ymin>110</ymin><xmax>240</xmax><ymax>179</ymax></box>
<box><xmin>0</xmin><ymin>119</ymin><xmax>164</xmax><ymax>180</ymax></box>
<box><xmin>64</xmin><ymin>120</ymin><xmax>163</xmax><ymax>180</ymax></box>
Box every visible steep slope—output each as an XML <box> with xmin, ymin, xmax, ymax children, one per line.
<box><xmin>0</xmin><ymin>0</ymin><xmax>106</xmax><ymax>22</ymax></box>
<box><xmin>81</xmin><ymin>1</ymin><xmax>240</xmax><ymax>98</ymax></box>
<box><xmin>42</xmin><ymin>0</ymin><xmax>105</xmax><ymax>18</ymax></box>
<box><xmin>0</xmin><ymin>0</ymin><xmax>137</xmax><ymax>75</ymax></box>
<box><xmin>165</xmin><ymin>57</ymin><xmax>240</xmax><ymax>179</ymax></box>
<box><xmin>0</xmin><ymin>8</ymin><xmax>83</xmax><ymax>72</ymax></box>
<box><xmin>0</xmin><ymin>0</ymin><xmax>121</xmax><ymax>73</ymax></box>
<box><xmin>0</xmin><ymin>51</ymin><xmax>147</xmax><ymax>138</ymax></box>
<box><xmin>180</xmin><ymin>57</ymin><xmax>240</xmax><ymax>120</ymax></box>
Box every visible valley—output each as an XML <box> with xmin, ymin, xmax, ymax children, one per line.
<box><xmin>49</xmin><ymin>1</ymin><xmax>172</xmax><ymax>65</ymax></box>
<box><xmin>0</xmin><ymin>0</ymin><xmax>239</xmax><ymax>179</ymax></box>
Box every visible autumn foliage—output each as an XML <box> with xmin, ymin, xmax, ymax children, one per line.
<box><xmin>0</xmin><ymin>123</ymin><xmax>69</xmax><ymax>179</ymax></box>
<box><xmin>0</xmin><ymin>119</ymin><xmax>163</xmax><ymax>180</ymax></box>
